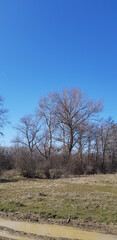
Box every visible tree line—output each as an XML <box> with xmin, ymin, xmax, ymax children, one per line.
<box><xmin>0</xmin><ymin>88</ymin><xmax>117</xmax><ymax>178</ymax></box>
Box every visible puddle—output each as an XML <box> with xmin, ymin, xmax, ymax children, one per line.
<box><xmin>0</xmin><ymin>218</ymin><xmax>117</xmax><ymax>240</ymax></box>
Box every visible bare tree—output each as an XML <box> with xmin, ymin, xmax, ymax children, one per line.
<box><xmin>106</xmin><ymin>122</ymin><xmax>117</xmax><ymax>172</ymax></box>
<box><xmin>54</xmin><ymin>88</ymin><xmax>102</xmax><ymax>158</ymax></box>
<box><xmin>93</xmin><ymin>124</ymin><xmax>101</xmax><ymax>167</ymax></box>
<box><xmin>100</xmin><ymin>118</ymin><xmax>113</xmax><ymax>173</ymax></box>
<box><xmin>0</xmin><ymin>96</ymin><xmax>8</xmax><ymax>173</ymax></box>
<box><xmin>36</xmin><ymin>94</ymin><xmax>56</xmax><ymax>160</ymax></box>
<box><xmin>85</xmin><ymin>123</ymin><xmax>95</xmax><ymax>165</ymax></box>
<box><xmin>14</xmin><ymin>114</ymin><xmax>41</xmax><ymax>160</ymax></box>
<box><xmin>77</xmin><ymin>123</ymin><xmax>87</xmax><ymax>164</ymax></box>
<box><xmin>0</xmin><ymin>96</ymin><xmax>8</xmax><ymax>136</ymax></box>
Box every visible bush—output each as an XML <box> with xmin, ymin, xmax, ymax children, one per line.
<box><xmin>69</xmin><ymin>158</ymin><xmax>84</xmax><ymax>175</ymax></box>
<box><xmin>0</xmin><ymin>147</ymin><xmax>14</xmax><ymax>175</ymax></box>
<box><xmin>85</xmin><ymin>165</ymin><xmax>97</xmax><ymax>175</ymax></box>
<box><xmin>15</xmin><ymin>148</ymin><xmax>36</xmax><ymax>178</ymax></box>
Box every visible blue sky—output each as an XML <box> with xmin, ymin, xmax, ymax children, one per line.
<box><xmin>0</xmin><ymin>0</ymin><xmax>117</xmax><ymax>145</ymax></box>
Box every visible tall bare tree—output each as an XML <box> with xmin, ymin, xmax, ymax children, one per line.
<box><xmin>54</xmin><ymin>88</ymin><xmax>102</xmax><ymax>157</ymax></box>
<box><xmin>105</xmin><ymin>121</ymin><xmax>117</xmax><ymax>172</ymax></box>
<box><xmin>85</xmin><ymin>123</ymin><xmax>95</xmax><ymax>165</ymax></box>
<box><xmin>93</xmin><ymin>124</ymin><xmax>101</xmax><ymax>166</ymax></box>
<box><xmin>36</xmin><ymin>94</ymin><xmax>56</xmax><ymax>159</ymax></box>
<box><xmin>77</xmin><ymin>124</ymin><xmax>86</xmax><ymax>164</ymax></box>
<box><xmin>100</xmin><ymin>118</ymin><xmax>113</xmax><ymax>172</ymax></box>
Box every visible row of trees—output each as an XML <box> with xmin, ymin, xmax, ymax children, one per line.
<box><xmin>0</xmin><ymin>88</ymin><xmax>117</xmax><ymax>177</ymax></box>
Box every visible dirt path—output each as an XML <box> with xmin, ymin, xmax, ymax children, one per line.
<box><xmin>0</xmin><ymin>218</ymin><xmax>117</xmax><ymax>240</ymax></box>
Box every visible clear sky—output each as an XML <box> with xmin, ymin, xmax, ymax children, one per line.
<box><xmin>0</xmin><ymin>0</ymin><xmax>117</xmax><ymax>146</ymax></box>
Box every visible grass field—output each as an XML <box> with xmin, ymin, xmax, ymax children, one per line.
<box><xmin>0</xmin><ymin>171</ymin><xmax>117</xmax><ymax>230</ymax></box>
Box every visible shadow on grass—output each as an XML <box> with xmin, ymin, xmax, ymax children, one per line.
<box><xmin>0</xmin><ymin>179</ymin><xmax>20</xmax><ymax>183</ymax></box>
